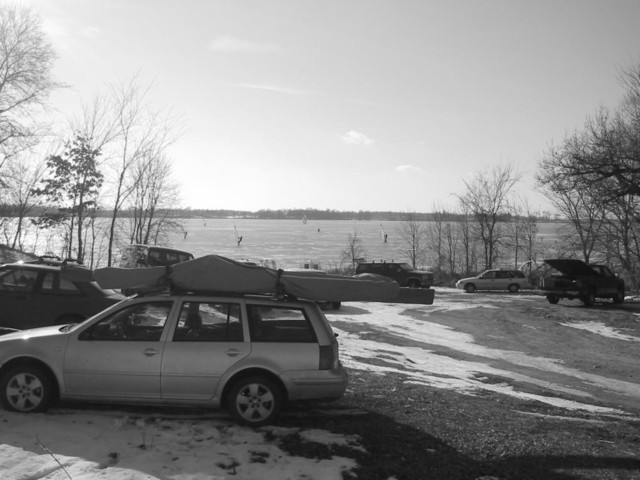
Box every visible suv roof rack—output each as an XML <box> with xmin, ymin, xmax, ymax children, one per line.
<box><xmin>27</xmin><ymin>255</ymin><xmax>84</xmax><ymax>266</ymax></box>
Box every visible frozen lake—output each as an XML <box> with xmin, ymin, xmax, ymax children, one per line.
<box><xmin>166</xmin><ymin>218</ymin><xmax>410</xmax><ymax>269</ymax></box>
<box><xmin>165</xmin><ymin>218</ymin><xmax>562</xmax><ymax>270</ymax></box>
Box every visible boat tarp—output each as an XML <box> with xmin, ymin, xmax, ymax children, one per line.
<box><xmin>93</xmin><ymin>254</ymin><xmax>400</xmax><ymax>302</ymax></box>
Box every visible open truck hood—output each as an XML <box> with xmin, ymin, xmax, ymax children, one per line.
<box><xmin>544</xmin><ymin>259</ymin><xmax>597</xmax><ymax>277</ymax></box>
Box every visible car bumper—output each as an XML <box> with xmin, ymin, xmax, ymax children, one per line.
<box><xmin>540</xmin><ymin>289</ymin><xmax>582</xmax><ymax>298</ymax></box>
<box><xmin>283</xmin><ymin>367</ymin><xmax>348</xmax><ymax>401</ymax></box>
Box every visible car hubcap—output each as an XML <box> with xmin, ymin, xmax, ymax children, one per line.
<box><xmin>236</xmin><ymin>383</ymin><xmax>274</xmax><ymax>422</ymax></box>
<box><xmin>7</xmin><ymin>373</ymin><xmax>44</xmax><ymax>411</ymax></box>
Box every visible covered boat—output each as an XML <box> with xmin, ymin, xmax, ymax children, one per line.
<box><xmin>92</xmin><ymin>254</ymin><xmax>402</xmax><ymax>303</ymax></box>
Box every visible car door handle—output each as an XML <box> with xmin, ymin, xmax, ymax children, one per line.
<box><xmin>225</xmin><ymin>348</ymin><xmax>242</xmax><ymax>357</ymax></box>
<box><xmin>143</xmin><ymin>348</ymin><xmax>160</xmax><ymax>357</ymax></box>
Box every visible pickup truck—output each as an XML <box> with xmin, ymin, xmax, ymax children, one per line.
<box><xmin>539</xmin><ymin>259</ymin><xmax>625</xmax><ymax>307</ymax></box>
<box><xmin>355</xmin><ymin>261</ymin><xmax>433</xmax><ymax>288</ymax></box>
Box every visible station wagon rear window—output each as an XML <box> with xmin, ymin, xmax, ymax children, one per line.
<box><xmin>247</xmin><ymin>305</ymin><xmax>317</xmax><ymax>343</ymax></box>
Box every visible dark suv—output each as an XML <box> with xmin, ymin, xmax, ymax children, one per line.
<box><xmin>355</xmin><ymin>261</ymin><xmax>433</xmax><ymax>288</ymax></box>
<box><xmin>0</xmin><ymin>257</ymin><xmax>125</xmax><ymax>333</ymax></box>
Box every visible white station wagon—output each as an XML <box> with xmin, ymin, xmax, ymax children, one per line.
<box><xmin>456</xmin><ymin>269</ymin><xmax>533</xmax><ymax>293</ymax></box>
<box><xmin>0</xmin><ymin>293</ymin><xmax>348</xmax><ymax>426</ymax></box>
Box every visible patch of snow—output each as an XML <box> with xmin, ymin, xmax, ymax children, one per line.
<box><xmin>0</xmin><ymin>411</ymin><xmax>360</xmax><ymax>480</ymax></box>
<box><xmin>334</xmin><ymin>300</ymin><xmax>637</xmax><ymax>414</ymax></box>
<box><xmin>560</xmin><ymin>321</ymin><xmax>640</xmax><ymax>342</ymax></box>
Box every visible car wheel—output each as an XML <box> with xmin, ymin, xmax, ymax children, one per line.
<box><xmin>507</xmin><ymin>284</ymin><xmax>520</xmax><ymax>293</ymax></box>
<box><xmin>613</xmin><ymin>287</ymin><xmax>625</xmax><ymax>304</ymax></box>
<box><xmin>582</xmin><ymin>290</ymin><xmax>596</xmax><ymax>307</ymax></box>
<box><xmin>464</xmin><ymin>284</ymin><xmax>476</xmax><ymax>293</ymax></box>
<box><xmin>0</xmin><ymin>365</ymin><xmax>54</xmax><ymax>413</ymax></box>
<box><xmin>546</xmin><ymin>294</ymin><xmax>560</xmax><ymax>304</ymax></box>
<box><xmin>227</xmin><ymin>376</ymin><xmax>283</xmax><ymax>427</ymax></box>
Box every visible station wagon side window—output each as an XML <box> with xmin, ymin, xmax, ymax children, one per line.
<box><xmin>38</xmin><ymin>272</ymin><xmax>81</xmax><ymax>295</ymax></box>
<box><xmin>247</xmin><ymin>305</ymin><xmax>317</xmax><ymax>343</ymax></box>
<box><xmin>0</xmin><ymin>268</ymin><xmax>38</xmax><ymax>291</ymax></box>
<box><xmin>173</xmin><ymin>301</ymin><xmax>243</xmax><ymax>342</ymax></box>
<box><xmin>482</xmin><ymin>271</ymin><xmax>497</xmax><ymax>279</ymax></box>
<box><xmin>80</xmin><ymin>301</ymin><xmax>173</xmax><ymax>341</ymax></box>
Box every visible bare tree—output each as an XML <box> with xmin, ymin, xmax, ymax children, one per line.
<box><xmin>0</xmin><ymin>4</ymin><xmax>59</xmax><ymax>172</ymax></box>
<box><xmin>426</xmin><ymin>206</ymin><xmax>445</xmax><ymax>272</ymax></box>
<box><xmin>81</xmin><ymin>76</ymin><xmax>184</xmax><ymax>265</ymax></box>
<box><xmin>0</xmin><ymin>153</ymin><xmax>46</xmax><ymax>249</ymax></box>
<box><xmin>443</xmin><ymin>219</ymin><xmax>459</xmax><ymax>276</ymax></box>
<box><xmin>456</xmin><ymin>204</ymin><xmax>475</xmax><ymax>275</ymax></box>
<box><xmin>537</xmin><ymin>139</ymin><xmax>605</xmax><ymax>263</ymax></box>
<box><xmin>505</xmin><ymin>200</ymin><xmax>539</xmax><ymax>268</ymax></box>
<box><xmin>126</xmin><ymin>152</ymin><xmax>182</xmax><ymax>245</ymax></box>
<box><xmin>457</xmin><ymin>163</ymin><xmax>520</xmax><ymax>269</ymax></box>
<box><xmin>519</xmin><ymin>203</ymin><xmax>539</xmax><ymax>266</ymax></box>
<box><xmin>396</xmin><ymin>211</ymin><xmax>427</xmax><ymax>268</ymax></box>
<box><xmin>341</xmin><ymin>228</ymin><xmax>367</xmax><ymax>272</ymax></box>
<box><xmin>541</xmin><ymin>64</ymin><xmax>640</xmax><ymax>204</ymax></box>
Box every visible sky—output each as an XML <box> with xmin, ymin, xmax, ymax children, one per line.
<box><xmin>18</xmin><ymin>0</ymin><xmax>640</xmax><ymax>213</ymax></box>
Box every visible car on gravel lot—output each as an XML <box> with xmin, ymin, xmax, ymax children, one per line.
<box><xmin>355</xmin><ymin>261</ymin><xmax>433</xmax><ymax>288</ymax></box>
<box><xmin>0</xmin><ymin>292</ymin><xmax>348</xmax><ymax>426</ymax></box>
<box><xmin>456</xmin><ymin>269</ymin><xmax>533</xmax><ymax>293</ymax></box>
<box><xmin>0</xmin><ymin>257</ymin><xmax>125</xmax><ymax>333</ymax></box>
<box><xmin>538</xmin><ymin>258</ymin><xmax>625</xmax><ymax>306</ymax></box>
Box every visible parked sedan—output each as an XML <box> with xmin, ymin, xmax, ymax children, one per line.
<box><xmin>0</xmin><ymin>257</ymin><xmax>125</xmax><ymax>332</ymax></box>
<box><xmin>456</xmin><ymin>269</ymin><xmax>533</xmax><ymax>293</ymax></box>
<box><xmin>0</xmin><ymin>292</ymin><xmax>348</xmax><ymax>426</ymax></box>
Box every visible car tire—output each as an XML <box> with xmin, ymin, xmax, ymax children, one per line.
<box><xmin>507</xmin><ymin>284</ymin><xmax>520</xmax><ymax>293</ymax></box>
<box><xmin>464</xmin><ymin>284</ymin><xmax>476</xmax><ymax>294</ymax></box>
<box><xmin>582</xmin><ymin>290</ymin><xmax>596</xmax><ymax>307</ymax></box>
<box><xmin>227</xmin><ymin>376</ymin><xmax>283</xmax><ymax>427</ymax></box>
<box><xmin>0</xmin><ymin>365</ymin><xmax>55</xmax><ymax>413</ymax></box>
<box><xmin>546</xmin><ymin>294</ymin><xmax>560</xmax><ymax>304</ymax></box>
<box><xmin>613</xmin><ymin>287</ymin><xmax>625</xmax><ymax>304</ymax></box>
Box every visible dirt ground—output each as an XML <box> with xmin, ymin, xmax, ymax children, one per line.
<box><xmin>289</xmin><ymin>290</ymin><xmax>640</xmax><ymax>480</ymax></box>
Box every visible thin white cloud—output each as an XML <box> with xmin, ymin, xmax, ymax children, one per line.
<box><xmin>396</xmin><ymin>165</ymin><xmax>424</xmax><ymax>174</ymax></box>
<box><xmin>40</xmin><ymin>17</ymin><xmax>102</xmax><ymax>52</ymax></box>
<box><xmin>342</xmin><ymin>131</ymin><xmax>374</xmax><ymax>146</ymax></box>
<box><xmin>230</xmin><ymin>83</ymin><xmax>307</xmax><ymax>95</ymax></box>
<box><xmin>79</xmin><ymin>25</ymin><xmax>102</xmax><ymax>38</ymax></box>
<box><xmin>208</xmin><ymin>36</ymin><xmax>282</xmax><ymax>53</ymax></box>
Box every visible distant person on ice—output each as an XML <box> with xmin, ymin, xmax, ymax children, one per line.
<box><xmin>237</xmin><ymin>235</ymin><xmax>243</xmax><ymax>246</ymax></box>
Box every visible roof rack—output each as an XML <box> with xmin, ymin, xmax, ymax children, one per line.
<box><xmin>129</xmin><ymin>283</ymin><xmax>296</xmax><ymax>302</ymax></box>
<box><xmin>27</xmin><ymin>255</ymin><xmax>84</xmax><ymax>266</ymax></box>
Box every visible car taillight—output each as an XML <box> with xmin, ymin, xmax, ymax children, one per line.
<box><xmin>319</xmin><ymin>343</ymin><xmax>339</xmax><ymax>370</ymax></box>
